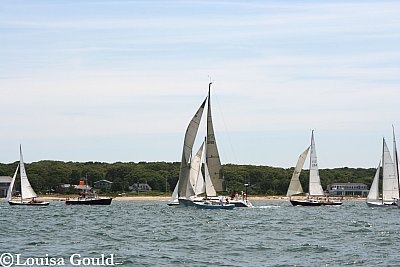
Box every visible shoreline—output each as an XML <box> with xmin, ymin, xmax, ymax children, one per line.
<box><xmin>37</xmin><ymin>195</ymin><xmax>367</xmax><ymax>202</ymax></box>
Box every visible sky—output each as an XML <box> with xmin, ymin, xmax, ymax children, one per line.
<box><xmin>0</xmin><ymin>0</ymin><xmax>399</xmax><ymax>168</ymax></box>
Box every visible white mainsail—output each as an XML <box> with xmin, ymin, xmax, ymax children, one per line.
<box><xmin>382</xmin><ymin>138</ymin><xmax>398</xmax><ymax>202</ymax></box>
<box><xmin>309</xmin><ymin>131</ymin><xmax>324</xmax><ymax>196</ymax></box>
<box><xmin>206</xmin><ymin>83</ymin><xmax>224</xmax><ymax>192</ymax></box>
<box><xmin>287</xmin><ymin>146</ymin><xmax>310</xmax><ymax>197</ymax></box>
<box><xmin>19</xmin><ymin>145</ymin><xmax>38</xmax><ymax>199</ymax></box>
<box><xmin>367</xmin><ymin>161</ymin><xmax>381</xmax><ymax>202</ymax></box>
<box><xmin>177</xmin><ymin>98</ymin><xmax>207</xmax><ymax>198</ymax></box>
<box><xmin>6</xmin><ymin>164</ymin><xmax>19</xmax><ymax>201</ymax></box>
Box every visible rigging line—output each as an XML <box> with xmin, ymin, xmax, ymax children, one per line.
<box><xmin>212</xmin><ymin>85</ymin><xmax>239</xmax><ymax>164</ymax></box>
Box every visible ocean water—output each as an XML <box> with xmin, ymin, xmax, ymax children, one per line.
<box><xmin>1</xmin><ymin>200</ymin><xmax>400</xmax><ymax>267</ymax></box>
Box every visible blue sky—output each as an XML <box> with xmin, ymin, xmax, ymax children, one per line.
<box><xmin>0</xmin><ymin>0</ymin><xmax>399</xmax><ymax>168</ymax></box>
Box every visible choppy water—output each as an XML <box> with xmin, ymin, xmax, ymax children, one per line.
<box><xmin>1</xmin><ymin>200</ymin><xmax>400</xmax><ymax>266</ymax></box>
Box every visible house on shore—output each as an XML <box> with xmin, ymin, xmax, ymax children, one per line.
<box><xmin>93</xmin><ymin>180</ymin><xmax>113</xmax><ymax>190</ymax></box>
<box><xmin>0</xmin><ymin>176</ymin><xmax>12</xmax><ymax>198</ymax></box>
<box><xmin>327</xmin><ymin>183</ymin><xmax>369</xmax><ymax>197</ymax></box>
<box><xmin>129</xmin><ymin>183</ymin><xmax>152</xmax><ymax>192</ymax></box>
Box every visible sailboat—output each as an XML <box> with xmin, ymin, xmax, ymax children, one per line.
<box><xmin>169</xmin><ymin>83</ymin><xmax>249</xmax><ymax>207</ymax></box>
<box><xmin>366</xmin><ymin>137</ymin><xmax>399</xmax><ymax>207</ymax></box>
<box><xmin>287</xmin><ymin>131</ymin><xmax>342</xmax><ymax>206</ymax></box>
<box><xmin>7</xmin><ymin>145</ymin><xmax>49</xmax><ymax>206</ymax></box>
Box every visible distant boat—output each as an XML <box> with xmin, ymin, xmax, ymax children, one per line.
<box><xmin>367</xmin><ymin>136</ymin><xmax>399</xmax><ymax>207</ymax></box>
<box><xmin>287</xmin><ymin>131</ymin><xmax>342</xmax><ymax>206</ymax></box>
<box><xmin>7</xmin><ymin>145</ymin><xmax>49</xmax><ymax>206</ymax></box>
<box><xmin>65</xmin><ymin>179</ymin><xmax>112</xmax><ymax>205</ymax></box>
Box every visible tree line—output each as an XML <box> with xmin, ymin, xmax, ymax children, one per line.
<box><xmin>0</xmin><ymin>161</ymin><xmax>376</xmax><ymax>195</ymax></box>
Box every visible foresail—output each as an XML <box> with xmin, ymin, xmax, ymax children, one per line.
<box><xmin>188</xmin><ymin>142</ymin><xmax>205</xmax><ymax>197</ymax></box>
<box><xmin>309</xmin><ymin>131</ymin><xmax>324</xmax><ymax>196</ymax></box>
<box><xmin>170</xmin><ymin>182</ymin><xmax>179</xmax><ymax>202</ymax></box>
<box><xmin>382</xmin><ymin>138</ymin><xmax>399</xmax><ymax>202</ymax></box>
<box><xmin>177</xmin><ymin>98</ymin><xmax>207</xmax><ymax>197</ymax></box>
<box><xmin>204</xmin><ymin>162</ymin><xmax>217</xmax><ymax>197</ymax></box>
<box><xmin>287</xmin><ymin>146</ymin><xmax>309</xmax><ymax>196</ymax></box>
<box><xmin>206</xmin><ymin>83</ymin><xmax>225</xmax><ymax>192</ymax></box>
<box><xmin>6</xmin><ymin>164</ymin><xmax>19</xmax><ymax>201</ymax></box>
<box><xmin>367</xmin><ymin>161</ymin><xmax>380</xmax><ymax>202</ymax></box>
<box><xmin>19</xmin><ymin>146</ymin><xmax>37</xmax><ymax>199</ymax></box>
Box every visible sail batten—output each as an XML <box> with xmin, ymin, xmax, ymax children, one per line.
<box><xmin>287</xmin><ymin>146</ymin><xmax>310</xmax><ymax>196</ymax></box>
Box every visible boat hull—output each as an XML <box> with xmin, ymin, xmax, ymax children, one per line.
<box><xmin>194</xmin><ymin>202</ymin><xmax>235</xmax><ymax>210</ymax></box>
<box><xmin>229</xmin><ymin>200</ymin><xmax>253</xmax><ymax>208</ymax></box>
<box><xmin>320</xmin><ymin>201</ymin><xmax>343</xmax><ymax>206</ymax></box>
<box><xmin>178</xmin><ymin>198</ymin><xmax>196</xmax><ymax>206</ymax></box>
<box><xmin>366</xmin><ymin>201</ymin><xmax>397</xmax><ymax>208</ymax></box>
<box><xmin>167</xmin><ymin>201</ymin><xmax>180</xmax><ymax>206</ymax></box>
<box><xmin>65</xmin><ymin>198</ymin><xmax>112</xmax><ymax>205</ymax></box>
<box><xmin>290</xmin><ymin>199</ymin><xmax>322</xmax><ymax>206</ymax></box>
<box><xmin>8</xmin><ymin>200</ymin><xmax>49</xmax><ymax>206</ymax></box>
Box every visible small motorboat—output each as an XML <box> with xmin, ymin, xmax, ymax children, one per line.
<box><xmin>65</xmin><ymin>180</ymin><xmax>112</xmax><ymax>205</ymax></box>
<box><xmin>290</xmin><ymin>199</ymin><xmax>322</xmax><ymax>206</ymax></box>
<box><xmin>65</xmin><ymin>197</ymin><xmax>112</xmax><ymax>205</ymax></box>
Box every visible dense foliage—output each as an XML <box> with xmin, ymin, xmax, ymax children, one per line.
<box><xmin>0</xmin><ymin>161</ymin><xmax>376</xmax><ymax>195</ymax></box>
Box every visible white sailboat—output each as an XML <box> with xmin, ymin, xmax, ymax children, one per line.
<box><xmin>8</xmin><ymin>145</ymin><xmax>49</xmax><ymax>206</ymax></box>
<box><xmin>287</xmin><ymin>131</ymin><xmax>342</xmax><ymax>206</ymax></box>
<box><xmin>169</xmin><ymin>83</ymin><xmax>248</xmax><ymax>207</ymax></box>
<box><xmin>367</xmin><ymin>137</ymin><xmax>399</xmax><ymax>207</ymax></box>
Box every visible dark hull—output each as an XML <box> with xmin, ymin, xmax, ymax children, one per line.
<box><xmin>178</xmin><ymin>198</ymin><xmax>195</xmax><ymax>207</ymax></box>
<box><xmin>65</xmin><ymin>198</ymin><xmax>112</xmax><ymax>205</ymax></box>
<box><xmin>290</xmin><ymin>199</ymin><xmax>322</xmax><ymax>206</ymax></box>
<box><xmin>8</xmin><ymin>201</ymin><xmax>49</xmax><ymax>206</ymax></box>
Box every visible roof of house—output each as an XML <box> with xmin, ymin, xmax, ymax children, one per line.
<box><xmin>0</xmin><ymin>176</ymin><xmax>12</xmax><ymax>183</ymax></box>
<box><xmin>94</xmin><ymin>179</ymin><xmax>113</xmax><ymax>184</ymax></box>
<box><xmin>329</xmin><ymin>183</ymin><xmax>367</xmax><ymax>186</ymax></box>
